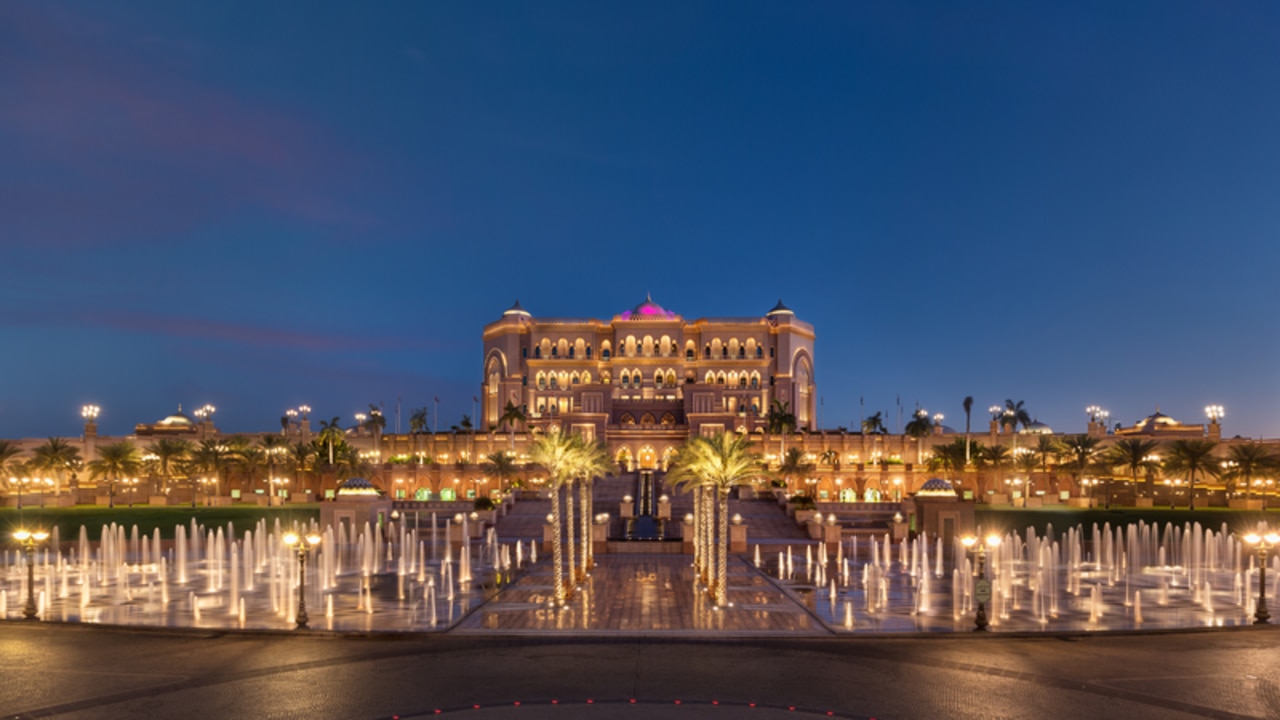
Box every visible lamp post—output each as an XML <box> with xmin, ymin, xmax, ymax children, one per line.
<box><xmin>13</xmin><ymin>529</ymin><xmax>50</xmax><ymax>620</ymax></box>
<box><xmin>282</xmin><ymin>531</ymin><xmax>322</xmax><ymax>629</ymax></box>
<box><xmin>961</xmin><ymin>533</ymin><xmax>1002</xmax><ymax>631</ymax></box>
<box><xmin>1243</xmin><ymin>530</ymin><xmax>1278</xmax><ymax>625</ymax></box>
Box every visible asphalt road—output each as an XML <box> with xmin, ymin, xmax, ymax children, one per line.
<box><xmin>3</xmin><ymin>624</ymin><xmax>1279</xmax><ymax>720</ymax></box>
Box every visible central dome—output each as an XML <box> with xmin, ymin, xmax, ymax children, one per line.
<box><xmin>619</xmin><ymin>293</ymin><xmax>676</xmax><ymax>320</ymax></box>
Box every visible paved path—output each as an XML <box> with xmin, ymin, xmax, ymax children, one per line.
<box><xmin>3</xmin><ymin>623</ymin><xmax>1279</xmax><ymax>719</ymax></box>
<box><xmin>457</xmin><ymin>555</ymin><xmax>822</xmax><ymax>635</ymax></box>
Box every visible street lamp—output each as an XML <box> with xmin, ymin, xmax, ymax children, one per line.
<box><xmin>961</xmin><ymin>533</ymin><xmax>1002</xmax><ymax>631</ymax></box>
<box><xmin>1205</xmin><ymin>405</ymin><xmax>1225</xmax><ymax>423</ymax></box>
<box><xmin>1243</xmin><ymin>530</ymin><xmax>1279</xmax><ymax>625</ymax></box>
<box><xmin>282</xmin><ymin>531</ymin><xmax>322</xmax><ymax>629</ymax></box>
<box><xmin>13</xmin><ymin>529</ymin><xmax>50</xmax><ymax>620</ymax></box>
<box><xmin>81</xmin><ymin>404</ymin><xmax>100</xmax><ymax>422</ymax></box>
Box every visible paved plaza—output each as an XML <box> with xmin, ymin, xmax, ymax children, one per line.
<box><xmin>3</xmin><ymin>621</ymin><xmax>1278</xmax><ymax>719</ymax></box>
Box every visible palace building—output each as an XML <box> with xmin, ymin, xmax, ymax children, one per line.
<box><xmin>481</xmin><ymin>296</ymin><xmax>815</xmax><ymax>470</ymax></box>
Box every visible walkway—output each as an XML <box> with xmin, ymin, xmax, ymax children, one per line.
<box><xmin>457</xmin><ymin>554</ymin><xmax>824</xmax><ymax>635</ymax></box>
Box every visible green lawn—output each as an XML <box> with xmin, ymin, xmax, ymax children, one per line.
<box><xmin>976</xmin><ymin>505</ymin><xmax>1280</xmax><ymax>537</ymax></box>
<box><xmin>0</xmin><ymin>505</ymin><xmax>321</xmax><ymax>542</ymax></box>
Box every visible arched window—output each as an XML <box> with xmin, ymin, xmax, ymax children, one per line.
<box><xmin>750</xmin><ymin>373</ymin><xmax>760</xmax><ymax>389</ymax></box>
<box><xmin>550</xmin><ymin>376</ymin><xmax>559</xmax><ymax>390</ymax></box>
<box><xmin>704</xmin><ymin>345</ymin><xmax>711</xmax><ymax>359</ymax></box>
<box><xmin>537</xmin><ymin>373</ymin><xmax>547</xmax><ymax>390</ymax></box>
<box><xmin>655</xmin><ymin>372</ymin><xmax>665</xmax><ymax>389</ymax></box>
<box><xmin>522</xmin><ymin>347</ymin><xmax>528</xmax><ymax>358</ymax></box>
<box><xmin>534</xmin><ymin>347</ymin><xmax>542</xmax><ymax>358</ymax></box>
<box><xmin>621</xmin><ymin>372</ymin><xmax>630</xmax><ymax>388</ymax></box>
<box><xmin>551</xmin><ymin>345</ymin><xmax>558</xmax><ymax>357</ymax></box>
<box><xmin>705</xmin><ymin>371</ymin><xmax>715</xmax><ymax>384</ymax></box>
<box><xmin>586</xmin><ymin>346</ymin><xmax>593</xmax><ymax>359</ymax></box>
<box><xmin>716</xmin><ymin>373</ymin><xmax>726</xmax><ymax>385</ymax></box>
<box><xmin>756</xmin><ymin>346</ymin><xmax>763</xmax><ymax>358</ymax></box>
<box><xmin>568</xmin><ymin>346</ymin><xmax>575</xmax><ymax>358</ymax></box>
<box><xmin>686</xmin><ymin>348</ymin><xmax>695</xmax><ymax>361</ymax></box>
<box><xmin>738</xmin><ymin>376</ymin><xmax>747</xmax><ymax>388</ymax></box>
<box><xmin>642</xmin><ymin>336</ymin><xmax>655</xmax><ymax>357</ymax></box>
<box><xmin>581</xmin><ymin>371</ymin><xmax>592</xmax><ymax>384</ymax></box>
<box><xmin>571</xmin><ymin>373</ymin><xmax>580</xmax><ymax>385</ymax></box>
<box><xmin>602</xmin><ymin>348</ymin><xmax>611</xmax><ymax>360</ymax></box>
<box><xmin>666</xmin><ymin>370</ymin><xmax>677</xmax><ymax>386</ymax></box>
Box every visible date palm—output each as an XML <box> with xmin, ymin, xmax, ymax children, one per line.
<box><xmin>0</xmin><ymin>439</ymin><xmax>24</xmax><ymax>477</ymax></box>
<box><xmin>1030</xmin><ymin>435</ymin><xmax>1060</xmax><ymax>495</ymax></box>
<box><xmin>89</xmin><ymin>441</ymin><xmax>141</xmax><ymax>508</ymax></box>
<box><xmin>927</xmin><ymin>439</ymin><xmax>968</xmax><ymax>484</ymax></box>
<box><xmin>1056</xmin><ymin>435</ymin><xmax>1104</xmax><ymax>503</ymax></box>
<box><xmin>903</xmin><ymin>409</ymin><xmax>934</xmax><ymax>464</ymax></box>
<box><xmin>32</xmin><ymin>437</ymin><xmax>81</xmax><ymax>498</ymax></box>
<box><xmin>861</xmin><ymin>411</ymin><xmax>887</xmax><ymax>435</ymax></box>
<box><xmin>289</xmin><ymin>442</ymin><xmax>316</xmax><ymax>496</ymax></box>
<box><xmin>1003</xmin><ymin>399</ymin><xmax>1031</xmax><ymax>432</ymax></box>
<box><xmin>1223</xmin><ymin>443</ymin><xmax>1279</xmax><ymax>501</ymax></box>
<box><xmin>499</xmin><ymin>400</ymin><xmax>527</xmax><ymax>452</ymax></box>
<box><xmin>975</xmin><ymin>443</ymin><xmax>1011</xmax><ymax>498</ymax></box>
<box><xmin>668</xmin><ymin>432</ymin><xmax>761</xmax><ymax>607</ymax></box>
<box><xmin>1162</xmin><ymin>439</ymin><xmax>1220</xmax><ymax>511</ymax></box>
<box><xmin>317</xmin><ymin>416</ymin><xmax>344</xmax><ymax>466</ymax></box>
<box><xmin>766</xmin><ymin>400</ymin><xmax>797</xmax><ymax>455</ymax></box>
<box><xmin>572</xmin><ymin>439</ymin><xmax>613</xmax><ymax>580</ymax></box>
<box><xmin>1103</xmin><ymin>438</ymin><xmax>1160</xmax><ymax>502</ymax></box>
<box><xmin>259</xmin><ymin>434</ymin><xmax>290</xmax><ymax>494</ymax></box>
<box><xmin>148</xmin><ymin>437</ymin><xmax>193</xmax><ymax>494</ymax></box>
<box><xmin>529</xmin><ymin>428</ymin><xmax>584</xmax><ymax>606</ymax></box>
<box><xmin>190</xmin><ymin>439</ymin><xmax>232</xmax><ymax>507</ymax></box>
<box><xmin>962</xmin><ymin>396</ymin><xmax>974</xmax><ymax>464</ymax></box>
<box><xmin>776</xmin><ymin>447</ymin><xmax>814</xmax><ymax>497</ymax></box>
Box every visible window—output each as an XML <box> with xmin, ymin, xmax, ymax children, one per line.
<box><xmin>522</xmin><ymin>348</ymin><xmax>528</xmax><ymax>358</ymax></box>
<box><xmin>704</xmin><ymin>346</ymin><xmax>711</xmax><ymax>359</ymax></box>
<box><xmin>686</xmin><ymin>349</ymin><xmax>694</xmax><ymax>360</ymax></box>
<box><xmin>769</xmin><ymin>347</ymin><xmax>775</xmax><ymax>358</ymax></box>
<box><xmin>756</xmin><ymin>347</ymin><xmax>763</xmax><ymax>358</ymax></box>
<box><xmin>534</xmin><ymin>347</ymin><xmax>542</xmax><ymax>358</ymax></box>
<box><xmin>568</xmin><ymin>347</ymin><xmax>575</xmax><ymax>358</ymax></box>
<box><xmin>602</xmin><ymin>348</ymin><xmax>611</xmax><ymax>360</ymax></box>
<box><xmin>586</xmin><ymin>347</ymin><xmax>593</xmax><ymax>359</ymax></box>
<box><xmin>551</xmin><ymin>346</ymin><xmax>558</xmax><ymax>357</ymax></box>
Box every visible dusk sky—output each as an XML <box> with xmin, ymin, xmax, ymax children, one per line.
<box><xmin>2</xmin><ymin>2</ymin><xmax>1277</xmax><ymax>440</ymax></box>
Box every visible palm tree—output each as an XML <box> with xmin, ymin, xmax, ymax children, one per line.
<box><xmin>32</xmin><ymin>437</ymin><xmax>81</xmax><ymax>499</ymax></box>
<box><xmin>927</xmin><ymin>439</ymin><xmax>968</xmax><ymax>484</ymax></box>
<box><xmin>364</xmin><ymin>404</ymin><xmax>386</xmax><ymax>448</ymax></box>
<box><xmin>776</xmin><ymin>447</ymin><xmax>814</xmax><ymax>496</ymax></box>
<box><xmin>148</xmin><ymin>437</ymin><xmax>193</xmax><ymax>494</ymax></box>
<box><xmin>226</xmin><ymin>435</ymin><xmax>264</xmax><ymax>495</ymax></box>
<box><xmin>1056</xmin><ymin>435</ymin><xmax>1104</xmax><ymax>504</ymax></box>
<box><xmin>962</xmin><ymin>396</ymin><xmax>974</xmax><ymax>465</ymax></box>
<box><xmin>0</xmin><ymin>440</ymin><xmax>27</xmax><ymax>507</ymax></box>
<box><xmin>499</xmin><ymin>400</ymin><xmax>527</xmax><ymax>452</ymax></box>
<box><xmin>1030</xmin><ymin>435</ymin><xmax>1060</xmax><ymax>496</ymax></box>
<box><xmin>819</xmin><ymin>448</ymin><xmax>840</xmax><ymax>474</ymax></box>
<box><xmin>765</xmin><ymin>400</ymin><xmax>797</xmax><ymax>456</ymax></box>
<box><xmin>1103</xmin><ymin>438</ymin><xmax>1161</xmax><ymax>503</ymax></box>
<box><xmin>259</xmin><ymin>434</ymin><xmax>290</xmax><ymax>496</ymax></box>
<box><xmin>409</xmin><ymin>407</ymin><xmax>429</xmax><ymax>456</ymax></box>
<box><xmin>1003</xmin><ymin>399</ymin><xmax>1031</xmax><ymax>433</ymax></box>
<box><xmin>1162</xmin><ymin>439</ymin><xmax>1220</xmax><ymax>511</ymax></box>
<box><xmin>1014</xmin><ymin>451</ymin><xmax>1038</xmax><ymax>502</ymax></box>
<box><xmin>975</xmin><ymin>444</ymin><xmax>1011</xmax><ymax>498</ymax></box>
<box><xmin>668</xmin><ymin>432</ymin><xmax>761</xmax><ymax>607</ymax></box>
<box><xmin>482</xmin><ymin>452</ymin><xmax>520</xmax><ymax>495</ymax></box>
<box><xmin>528</xmin><ymin>428</ymin><xmax>583</xmax><ymax>606</ymax></box>
<box><xmin>1223</xmin><ymin>443</ymin><xmax>1279</xmax><ymax>502</ymax></box>
<box><xmin>289</xmin><ymin>442</ymin><xmax>316</xmax><ymax>496</ymax></box>
<box><xmin>861</xmin><ymin>411</ymin><xmax>887</xmax><ymax>435</ymax></box>
<box><xmin>190</xmin><ymin>439</ymin><xmax>232</xmax><ymax>507</ymax></box>
<box><xmin>903</xmin><ymin>409</ymin><xmax>934</xmax><ymax>464</ymax></box>
<box><xmin>317</xmin><ymin>417</ymin><xmax>344</xmax><ymax>466</ymax></box>
<box><xmin>573</xmin><ymin>439</ymin><xmax>613</xmax><ymax>580</ymax></box>
<box><xmin>89</xmin><ymin>441</ymin><xmax>140</xmax><ymax>508</ymax></box>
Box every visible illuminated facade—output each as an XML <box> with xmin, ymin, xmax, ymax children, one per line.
<box><xmin>481</xmin><ymin>296</ymin><xmax>816</xmax><ymax>469</ymax></box>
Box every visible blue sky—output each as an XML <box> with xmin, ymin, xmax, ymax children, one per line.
<box><xmin>1</xmin><ymin>1</ymin><xmax>1277</xmax><ymax>439</ymax></box>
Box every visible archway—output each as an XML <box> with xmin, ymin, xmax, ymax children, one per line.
<box><xmin>638</xmin><ymin>446</ymin><xmax>657</xmax><ymax>470</ymax></box>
